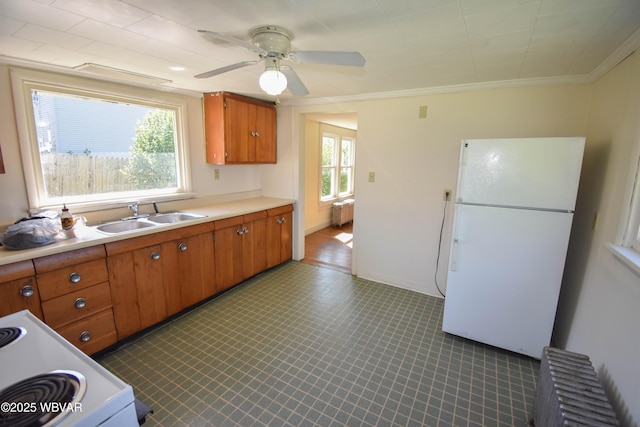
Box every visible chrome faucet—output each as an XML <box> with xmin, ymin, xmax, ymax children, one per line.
<box><xmin>128</xmin><ymin>201</ymin><xmax>140</xmax><ymax>216</ymax></box>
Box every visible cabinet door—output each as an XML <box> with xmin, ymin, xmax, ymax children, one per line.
<box><xmin>266</xmin><ymin>209</ymin><xmax>293</xmax><ymax>269</ymax></box>
<box><xmin>224</xmin><ymin>96</ymin><xmax>251</xmax><ymax>163</ymax></box>
<box><xmin>254</xmin><ymin>103</ymin><xmax>276</xmax><ymax>163</ymax></box>
<box><xmin>243</xmin><ymin>218</ymin><xmax>268</xmax><ymax>278</ymax></box>
<box><xmin>132</xmin><ymin>245</ymin><xmax>168</xmax><ymax>329</ymax></box>
<box><xmin>214</xmin><ymin>222</ymin><xmax>245</xmax><ymax>291</ymax></box>
<box><xmin>164</xmin><ymin>232</ymin><xmax>216</xmax><ymax>312</ymax></box>
<box><xmin>279</xmin><ymin>211</ymin><xmax>293</xmax><ymax>263</ymax></box>
<box><xmin>107</xmin><ymin>252</ymin><xmax>141</xmax><ymax>339</ymax></box>
<box><xmin>0</xmin><ymin>277</ymin><xmax>43</xmax><ymax>320</ymax></box>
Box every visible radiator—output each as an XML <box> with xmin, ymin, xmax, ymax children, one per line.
<box><xmin>332</xmin><ymin>199</ymin><xmax>354</xmax><ymax>227</ymax></box>
<box><xmin>531</xmin><ymin>346</ymin><xmax>619</xmax><ymax>426</ymax></box>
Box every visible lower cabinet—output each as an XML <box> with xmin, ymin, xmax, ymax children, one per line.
<box><xmin>266</xmin><ymin>205</ymin><xmax>293</xmax><ymax>268</ymax></box>
<box><xmin>106</xmin><ymin>222</ymin><xmax>215</xmax><ymax>340</ymax></box>
<box><xmin>213</xmin><ymin>210</ymin><xmax>268</xmax><ymax>292</ymax></box>
<box><xmin>34</xmin><ymin>245</ymin><xmax>116</xmax><ymax>355</ymax></box>
<box><xmin>0</xmin><ymin>203</ymin><xmax>293</xmax><ymax>352</ymax></box>
<box><xmin>213</xmin><ymin>204</ymin><xmax>293</xmax><ymax>291</ymax></box>
<box><xmin>162</xmin><ymin>232</ymin><xmax>216</xmax><ymax>315</ymax></box>
<box><xmin>0</xmin><ymin>260</ymin><xmax>43</xmax><ymax>320</ymax></box>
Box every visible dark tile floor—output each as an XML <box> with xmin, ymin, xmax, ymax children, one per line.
<box><xmin>98</xmin><ymin>261</ymin><xmax>539</xmax><ymax>426</ymax></box>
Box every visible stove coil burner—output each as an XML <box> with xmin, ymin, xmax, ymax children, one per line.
<box><xmin>0</xmin><ymin>327</ymin><xmax>25</xmax><ymax>349</ymax></box>
<box><xmin>0</xmin><ymin>370</ymin><xmax>86</xmax><ymax>427</ymax></box>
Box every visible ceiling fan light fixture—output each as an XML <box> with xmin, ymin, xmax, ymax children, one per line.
<box><xmin>259</xmin><ymin>69</ymin><xmax>287</xmax><ymax>95</ymax></box>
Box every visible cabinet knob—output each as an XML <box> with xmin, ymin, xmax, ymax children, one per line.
<box><xmin>236</xmin><ymin>228</ymin><xmax>244</xmax><ymax>235</ymax></box>
<box><xmin>79</xmin><ymin>331</ymin><xmax>91</xmax><ymax>342</ymax></box>
<box><xmin>178</xmin><ymin>243</ymin><xmax>188</xmax><ymax>251</ymax></box>
<box><xmin>280</xmin><ymin>217</ymin><xmax>287</xmax><ymax>224</ymax></box>
<box><xmin>243</xmin><ymin>226</ymin><xmax>249</xmax><ymax>234</ymax></box>
<box><xmin>74</xmin><ymin>297</ymin><xmax>86</xmax><ymax>309</ymax></box>
<box><xmin>151</xmin><ymin>251</ymin><xmax>160</xmax><ymax>260</ymax></box>
<box><xmin>69</xmin><ymin>272</ymin><xmax>81</xmax><ymax>283</ymax></box>
<box><xmin>20</xmin><ymin>285</ymin><xmax>35</xmax><ymax>298</ymax></box>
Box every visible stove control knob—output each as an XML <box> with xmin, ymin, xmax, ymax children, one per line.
<box><xmin>20</xmin><ymin>285</ymin><xmax>35</xmax><ymax>297</ymax></box>
<box><xmin>69</xmin><ymin>272</ymin><xmax>81</xmax><ymax>283</ymax></box>
<box><xmin>79</xmin><ymin>331</ymin><xmax>91</xmax><ymax>342</ymax></box>
<box><xmin>74</xmin><ymin>297</ymin><xmax>86</xmax><ymax>309</ymax></box>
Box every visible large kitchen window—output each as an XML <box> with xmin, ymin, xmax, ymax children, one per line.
<box><xmin>10</xmin><ymin>68</ymin><xmax>190</xmax><ymax>212</ymax></box>
<box><xmin>321</xmin><ymin>132</ymin><xmax>355</xmax><ymax>202</ymax></box>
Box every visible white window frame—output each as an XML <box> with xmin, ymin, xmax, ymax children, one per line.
<box><xmin>10</xmin><ymin>67</ymin><xmax>192</xmax><ymax>213</ymax></box>
<box><xmin>320</xmin><ymin>131</ymin><xmax>355</xmax><ymax>203</ymax></box>
<box><xmin>607</xmin><ymin>128</ymin><xmax>640</xmax><ymax>277</ymax></box>
<box><xmin>622</xmin><ymin>156</ymin><xmax>640</xmax><ymax>252</ymax></box>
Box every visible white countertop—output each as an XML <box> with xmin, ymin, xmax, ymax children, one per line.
<box><xmin>0</xmin><ymin>197</ymin><xmax>294</xmax><ymax>266</ymax></box>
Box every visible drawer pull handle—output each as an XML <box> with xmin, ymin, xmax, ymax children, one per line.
<box><xmin>178</xmin><ymin>243</ymin><xmax>188</xmax><ymax>251</ymax></box>
<box><xmin>79</xmin><ymin>331</ymin><xmax>91</xmax><ymax>342</ymax></box>
<box><xmin>74</xmin><ymin>297</ymin><xmax>86</xmax><ymax>309</ymax></box>
<box><xmin>69</xmin><ymin>272</ymin><xmax>81</xmax><ymax>283</ymax></box>
<box><xmin>151</xmin><ymin>251</ymin><xmax>160</xmax><ymax>260</ymax></box>
<box><xmin>20</xmin><ymin>285</ymin><xmax>35</xmax><ymax>297</ymax></box>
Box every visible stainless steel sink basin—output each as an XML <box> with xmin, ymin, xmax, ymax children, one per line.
<box><xmin>96</xmin><ymin>220</ymin><xmax>156</xmax><ymax>234</ymax></box>
<box><xmin>147</xmin><ymin>212</ymin><xmax>206</xmax><ymax>224</ymax></box>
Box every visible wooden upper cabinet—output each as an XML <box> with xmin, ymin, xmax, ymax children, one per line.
<box><xmin>204</xmin><ymin>92</ymin><xmax>277</xmax><ymax>164</ymax></box>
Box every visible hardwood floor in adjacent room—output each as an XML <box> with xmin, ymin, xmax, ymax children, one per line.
<box><xmin>301</xmin><ymin>222</ymin><xmax>352</xmax><ymax>274</ymax></box>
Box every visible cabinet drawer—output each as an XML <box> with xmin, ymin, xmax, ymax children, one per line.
<box><xmin>55</xmin><ymin>308</ymin><xmax>117</xmax><ymax>355</ymax></box>
<box><xmin>42</xmin><ymin>282</ymin><xmax>112</xmax><ymax>329</ymax></box>
<box><xmin>0</xmin><ymin>260</ymin><xmax>35</xmax><ymax>282</ymax></box>
<box><xmin>37</xmin><ymin>259</ymin><xmax>108</xmax><ymax>301</ymax></box>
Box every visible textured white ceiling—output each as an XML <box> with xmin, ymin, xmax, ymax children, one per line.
<box><xmin>1</xmin><ymin>0</ymin><xmax>640</xmax><ymax>102</ymax></box>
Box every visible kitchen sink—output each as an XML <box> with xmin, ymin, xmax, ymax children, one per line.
<box><xmin>147</xmin><ymin>212</ymin><xmax>206</xmax><ymax>224</ymax></box>
<box><xmin>95</xmin><ymin>220</ymin><xmax>157</xmax><ymax>234</ymax></box>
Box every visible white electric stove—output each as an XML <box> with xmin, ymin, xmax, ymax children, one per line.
<box><xmin>0</xmin><ymin>310</ymin><xmax>138</xmax><ymax>426</ymax></box>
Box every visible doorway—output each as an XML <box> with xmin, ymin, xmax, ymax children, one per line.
<box><xmin>302</xmin><ymin>112</ymin><xmax>358</xmax><ymax>274</ymax></box>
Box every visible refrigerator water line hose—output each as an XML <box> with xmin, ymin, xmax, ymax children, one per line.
<box><xmin>434</xmin><ymin>196</ymin><xmax>449</xmax><ymax>298</ymax></box>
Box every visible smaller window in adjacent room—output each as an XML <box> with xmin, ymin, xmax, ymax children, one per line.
<box><xmin>321</xmin><ymin>132</ymin><xmax>355</xmax><ymax>202</ymax></box>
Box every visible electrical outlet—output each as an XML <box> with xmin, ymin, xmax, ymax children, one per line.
<box><xmin>443</xmin><ymin>189</ymin><xmax>452</xmax><ymax>201</ymax></box>
<box><xmin>213</xmin><ymin>169</ymin><xmax>220</xmax><ymax>180</ymax></box>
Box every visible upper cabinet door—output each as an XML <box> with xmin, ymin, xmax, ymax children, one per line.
<box><xmin>204</xmin><ymin>92</ymin><xmax>277</xmax><ymax>165</ymax></box>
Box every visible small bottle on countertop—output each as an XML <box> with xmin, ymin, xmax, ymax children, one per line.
<box><xmin>61</xmin><ymin>204</ymin><xmax>73</xmax><ymax>230</ymax></box>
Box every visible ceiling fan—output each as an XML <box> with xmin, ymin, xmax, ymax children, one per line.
<box><xmin>195</xmin><ymin>26</ymin><xmax>366</xmax><ymax>97</ymax></box>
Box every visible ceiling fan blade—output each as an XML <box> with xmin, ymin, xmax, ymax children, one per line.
<box><xmin>194</xmin><ymin>60</ymin><xmax>261</xmax><ymax>79</ymax></box>
<box><xmin>280</xmin><ymin>66</ymin><xmax>309</xmax><ymax>97</ymax></box>
<box><xmin>197</xmin><ymin>29</ymin><xmax>265</xmax><ymax>55</ymax></box>
<box><xmin>287</xmin><ymin>51</ymin><xmax>366</xmax><ymax>67</ymax></box>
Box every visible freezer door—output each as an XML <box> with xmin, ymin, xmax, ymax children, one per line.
<box><xmin>457</xmin><ymin>137</ymin><xmax>585</xmax><ymax>210</ymax></box>
<box><xmin>443</xmin><ymin>204</ymin><xmax>574</xmax><ymax>358</ymax></box>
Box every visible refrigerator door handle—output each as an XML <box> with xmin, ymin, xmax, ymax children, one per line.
<box><xmin>450</xmin><ymin>238</ymin><xmax>459</xmax><ymax>271</ymax></box>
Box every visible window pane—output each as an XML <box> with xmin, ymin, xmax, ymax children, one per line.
<box><xmin>322</xmin><ymin>167</ymin><xmax>335</xmax><ymax>198</ymax></box>
<box><xmin>322</xmin><ymin>136</ymin><xmax>336</xmax><ymax>166</ymax></box>
<box><xmin>339</xmin><ymin>167</ymin><xmax>352</xmax><ymax>194</ymax></box>
<box><xmin>341</xmin><ymin>139</ymin><xmax>352</xmax><ymax>166</ymax></box>
<box><xmin>31</xmin><ymin>90</ymin><xmax>178</xmax><ymax>199</ymax></box>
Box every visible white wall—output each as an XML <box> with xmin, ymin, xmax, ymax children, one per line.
<box><xmin>555</xmin><ymin>52</ymin><xmax>640</xmax><ymax>426</ymax></box>
<box><xmin>281</xmin><ymin>83</ymin><xmax>591</xmax><ymax>296</ymax></box>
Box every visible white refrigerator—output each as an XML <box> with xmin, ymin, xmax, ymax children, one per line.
<box><xmin>442</xmin><ymin>137</ymin><xmax>585</xmax><ymax>359</ymax></box>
